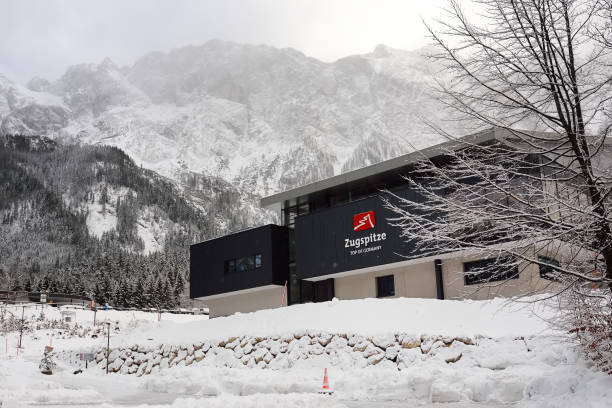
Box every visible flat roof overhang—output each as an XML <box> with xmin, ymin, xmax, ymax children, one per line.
<box><xmin>260</xmin><ymin>127</ymin><xmax>505</xmax><ymax>210</ymax></box>
<box><xmin>193</xmin><ymin>284</ymin><xmax>284</xmax><ymax>301</ymax></box>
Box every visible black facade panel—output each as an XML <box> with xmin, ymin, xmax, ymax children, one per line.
<box><xmin>190</xmin><ymin>224</ymin><xmax>290</xmax><ymax>298</ymax></box>
<box><xmin>295</xmin><ymin>185</ymin><xmax>424</xmax><ymax>280</ymax></box>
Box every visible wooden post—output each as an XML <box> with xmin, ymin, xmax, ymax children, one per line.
<box><xmin>106</xmin><ymin>322</ymin><xmax>111</xmax><ymax>374</ymax></box>
<box><xmin>281</xmin><ymin>280</ymin><xmax>288</xmax><ymax>307</ymax></box>
<box><xmin>18</xmin><ymin>305</ymin><xmax>24</xmax><ymax>348</ymax></box>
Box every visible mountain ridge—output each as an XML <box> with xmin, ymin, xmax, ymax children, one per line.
<box><xmin>0</xmin><ymin>40</ymin><xmax>455</xmax><ymax>199</ymax></box>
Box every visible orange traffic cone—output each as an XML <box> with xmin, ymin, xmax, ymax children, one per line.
<box><xmin>320</xmin><ymin>367</ymin><xmax>331</xmax><ymax>393</ymax></box>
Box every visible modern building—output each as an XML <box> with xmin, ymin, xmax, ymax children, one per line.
<box><xmin>190</xmin><ymin>128</ymin><xmax>563</xmax><ymax>317</ymax></box>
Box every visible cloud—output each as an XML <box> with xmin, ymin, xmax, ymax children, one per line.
<box><xmin>0</xmin><ymin>0</ymin><xmax>444</xmax><ymax>84</ymax></box>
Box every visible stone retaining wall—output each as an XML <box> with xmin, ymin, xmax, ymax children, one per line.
<box><xmin>93</xmin><ymin>332</ymin><xmax>481</xmax><ymax>375</ymax></box>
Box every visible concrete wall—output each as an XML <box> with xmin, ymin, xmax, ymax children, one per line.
<box><xmin>334</xmin><ymin>251</ymin><xmax>560</xmax><ymax>302</ymax></box>
<box><xmin>334</xmin><ymin>262</ymin><xmax>438</xmax><ymax>300</ymax></box>
<box><xmin>441</xmin><ymin>251</ymin><xmax>561</xmax><ymax>300</ymax></box>
<box><xmin>205</xmin><ymin>286</ymin><xmax>285</xmax><ymax>318</ymax></box>
<box><xmin>206</xmin><ymin>250</ymin><xmax>562</xmax><ymax>316</ymax></box>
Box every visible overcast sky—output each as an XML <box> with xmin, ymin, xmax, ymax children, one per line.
<box><xmin>0</xmin><ymin>0</ymin><xmax>447</xmax><ymax>84</ymax></box>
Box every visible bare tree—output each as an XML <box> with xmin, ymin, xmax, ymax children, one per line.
<box><xmin>385</xmin><ymin>0</ymin><xmax>612</xmax><ymax>372</ymax></box>
<box><xmin>387</xmin><ymin>0</ymin><xmax>611</xmax><ymax>286</ymax></box>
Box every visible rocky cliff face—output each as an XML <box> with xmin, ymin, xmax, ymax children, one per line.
<box><xmin>0</xmin><ymin>41</ymin><xmax>455</xmax><ymax>198</ymax></box>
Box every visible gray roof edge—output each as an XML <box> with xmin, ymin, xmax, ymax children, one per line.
<box><xmin>260</xmin><ymin>127</ymin><xmax>503</xmax><ymax>208</ymax></box>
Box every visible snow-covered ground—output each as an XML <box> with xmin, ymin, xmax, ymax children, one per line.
<box><xmin>1</xmin><ymin>297</ymin><xmax>611</xmax><ymax>408</ymax></box>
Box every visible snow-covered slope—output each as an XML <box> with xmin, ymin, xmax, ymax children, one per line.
<box><xmin>0</xmin><ymin>41</ymin><xmax>455</xmax><ymax>198</ymax></box>
<box><xmin>1</xmin><ymin>297</ymin><xmax>610</xmax><ymax>407</ymax></box>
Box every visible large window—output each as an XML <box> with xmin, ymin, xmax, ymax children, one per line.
<box><xmin>464</xmin><ymin>258</ymin><xmax>519</xmax><ymax>285</ymax></box>
<box><xmin>225</xmin><ymin>254</ymin><xmax>262</xmax><ymax>274</ymax></box>
<box><xmin>538</xmin><ymin>256</ymin><xmax>560</xmax><ymax>281</ymax></box>
<box><xmin>376</xmin><ymin>275</ymin><xmax>395</xmax><ymax>298</ymax></box>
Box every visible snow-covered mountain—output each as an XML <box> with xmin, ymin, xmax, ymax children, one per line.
<box><xmin>0</xmin><ymin>40</ymin><xmax>453</xmax><ymax>197</ymax></box>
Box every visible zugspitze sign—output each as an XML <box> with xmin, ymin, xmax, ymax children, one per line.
<box><xmin>353</xmin><ymin>211</ymin><xmax>375</xmax><ymax>231</ymax></box>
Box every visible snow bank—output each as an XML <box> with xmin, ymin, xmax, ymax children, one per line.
<box><xmin>2</xmin><ymin>297</ymin><xmax>610</xmax><ymax>407</ymax></box>
<box><xmin>117</xmin><ymin>296</ymin><xmax>555</xmax><ymax>347</ymax></box>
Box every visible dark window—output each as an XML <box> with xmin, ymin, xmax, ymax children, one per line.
<box><xmin>225</xmin><ymin>254</ymin><xmax>262</xmax><ymax>274</ymax></box>
<box><xmin>236</xmin><ymin>256</ymin><xmax>254</xmax><ymax>273</ymax></box>
<box><xmin>464</xmin><ymin>258</ymin><xmax>519</xmax><ymax>285</ymax></box>
<box><xmin>225</xmin><ymin>259</ymin><xmax>235</xmax><ymax>274</ymax></box>
<box><xmin>376</xmin><ymin>275</ymin><xmax>395</xmax><ymax>297</ymax></box>
<box><xmin>538</xmin><ymin>256</ymin><xmax>560</xmax><ymax>280</ymax></box>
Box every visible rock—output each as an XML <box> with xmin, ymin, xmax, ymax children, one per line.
<box><xmin>424</xmin><ymin>340</ymin><xmax>446</xmax><ymax>355</ymax></box>
<box><xmin>256</xmin><ymin>360</ymin><xmax>267</xmax><ymax>369</ymax></box>
<box><xmin>176</xmin><ymin>350</ymin><xmax>187</xmax><ymax>363</ymax></box>
<box><xmin>225</xmin><ymin>339</ymin><xmax>239</xmax><ymax>350</ymax></box>
<box><xmin>185</xmin><ymin>355</ymin><xmax>195</xmax><ymax>366</ymax></box>
<box><xmin>269</xmin><ymin>341</ymin><xmax>281</xmax><ymax>356</ymax></box>
<box><xmin>201</xmin><ymin>342</ymin><xmax>210</xmax><ymax>353</ymax></box>
<box><xmin>95</xmin><ymin>352</ymin><xmax>105</xmax><ymax>363</ymax></box>
<box><xmin>445</xmin><ymin>352</ymin><xmax>462</xmax><ymax>364</ymax></box>
<box><xmin>128</xmin><ymin>364</ymin><xmax>139</xmax><ymax>374</ymax></box>
<box><xmin>263</xmin><ymin>352</ymin><xmax>273</xmax><ymax>364</ymax></box>
<box><xmin>455</xmin><ymin>336</ymin><xmax>474</xmax><ymax>345</ymax></box>
<box><xmin>160</xmin><ymin>357</ymin><xmax>169</xmax><ymax>369</ymax></box>
<box><xmin>385</xmin><ymin>345</ymin><xmax>401</xmax><ymax>360</ymax></box>
<box><xmin>420</xmin><ymin>338</ymin><xmax>437</xmax><ymax>354</ymax></box>
<box><xmin>362</xmin><ymin>344</ymin><xmax>383</xmax><ymax>358</ymax></box>
<box><xmin>371</xmin><ymin>334</ymin><xmax>396</xmax><ymax>350</ymax></box>
<box><xmin>310</xmin><ymin>343</ymin><xmax>325</xmax><ymax>355</ymax></box>
<box><xmin>367</xmin><ymin>353</ymin><xmax>385</xmax><ymax>365</ymax></box>
<box><xmin>400</xmin><ymin>335</ymin><xmax>421</xmax><ymax>349</ymax></box>
<box><xmin>152</xmin><ymin>354</ymin><xmax>162</xmax><ymax>366</ymax></box>
<box><xmin>187</xmin><ymin>344</ymin><xmax>194</xmax><ymax>355</ymax></box>
<box><xmin>253</xmin><ymin>348</ymin><xmax>267</xmax><ymax>363</ymax></box>
<box><xmin>194</xmin><ymin>350</ymin><xmax>205</xmax><ymax>362</ymax></box>
<box><xmin>124</xmin><ymin>357</ymin><xmax>134</xmax><ymax>367</ymax></box>
<box><xmin>269</xmin><ymin>354</ymin><xmax>289</xmax><ymax>370</ymax></box>
<box><xmin>108</xmin><ymin>349</ymin><xmax>120</xmax><ymax>363</ymax></box>
<box><xmin>161</xmin><ymin>344</ymin><xmax>171</xmax><ymax>357</ymax></box>
<box><xmin>294</xmin><ymin>331</ymin><xmax>306</xmax><ymax>339</ymax></box>
<box><xmin>318</xmin><ymin>333</ymin><xmax>333</xmax><ymax>346</ymax></box>
<box><xmin>136</xmin><ymin>363</ymin><xmax>146</xmax><ymax>377</ymax></box>
<box><xmin>234</xmin><ymin>347</ymin><xmax>244</xmax><ymax>359</ymax></box>
<box><xmin>442</xmin><ymin>336</ymin><xmax>454</xmax><ymax>345</ymax></box>
<box><xmin>120</xmin><ymin>364</ymin><xmax>129</xmax><ymax>374</ymax></box>
<box><xmin>353</xmin><ymin>341</ymin><xmax>368</xmax><ymax>352</ymax></box>
<box><xmin>347</xmin><ymin>335</ymin><xmax>363</xmax><ymax>347</ymax></box>
<box><xmin>110</xmin><ymin>358</ymin><xmax>124</xmax><ymax>372</ymax></box>
<box><xmin>243</xmin><ymin>342</ymin><xmax>253</xmax><ymax>355</ymax></box>
<box><xmin>326</xmin><ymin>335</ymin><xmax>348</xmax><ymax>352</ymax></box>
<box><xmin>397</xmin><ymin>348</ymin><xmax>423</xmax><ymax>369</ymax></box>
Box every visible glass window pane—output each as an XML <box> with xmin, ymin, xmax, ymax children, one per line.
<box><xmin>255</xmin><ymin>254</ymin><xmax>262</xmax><ymax>268</ymax></box>
<box><xmin>236</xmin><ymin>257</ymin><xmax>250</xmax><ymax>273</ymax></box>
<box><xmin>376</xmin><ymin>275</ymin><xmax>395</xmax><ymax>297</ymax></box>
<box><xmin>538</xmin><ymin>256</ymin><xmax>560</xmax><ymax>280</ymax></box>
<box><xmin>464</xmin><ymin>258</ymin><xmax>518</xmax><ymax>285</ymax></box>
